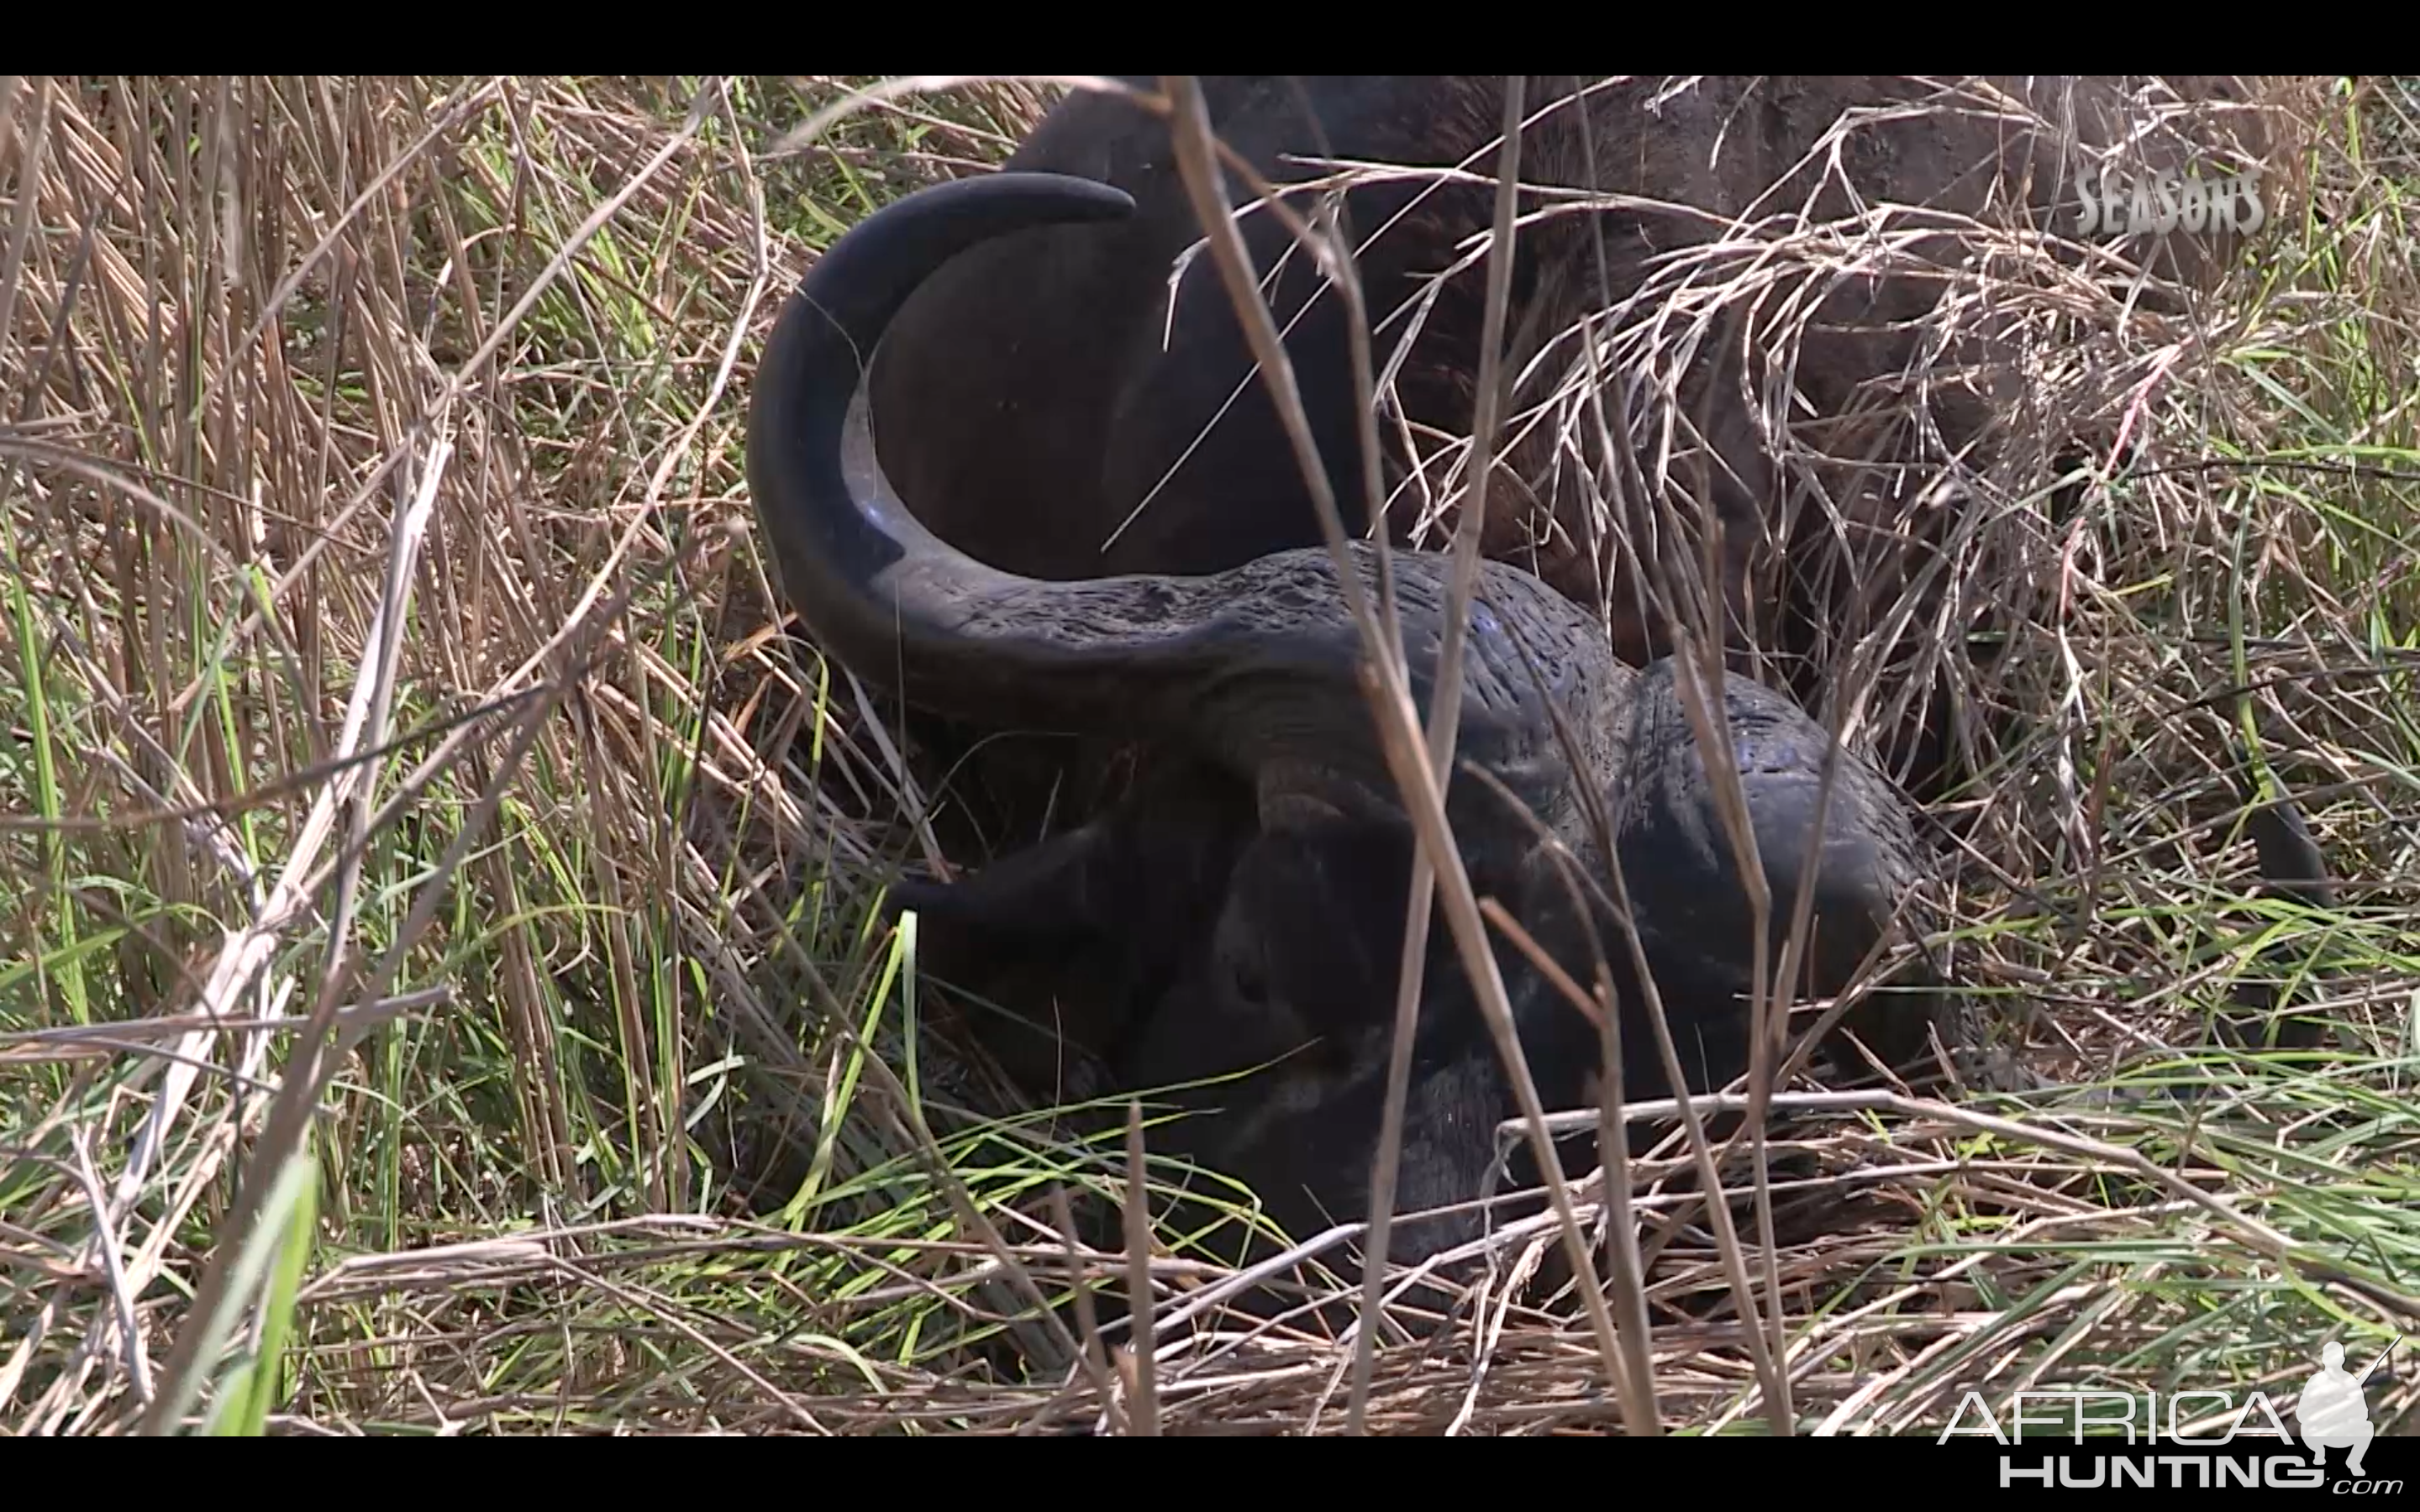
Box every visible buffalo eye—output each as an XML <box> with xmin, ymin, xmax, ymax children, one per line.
<box><xmin>1230</xmin><ymin>950</ymin><xmax>1272</xmax><ymax>1009</ymax></box>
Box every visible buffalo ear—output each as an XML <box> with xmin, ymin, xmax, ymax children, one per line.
<box><xmin>887</xmin><ymin>822</ymin><xmax>1125</xmax><ymax>946</ymax></box>
<box><xmin>891</xmin><ymin>767</ymin><xmax>1258</xmax><ymax>948</ymax></box>
<box><xmin>886</xmin><ymin>821</ymin><xmax>1174</xmax><ymax>1102</ymax></box>
<box><xmin>887</xmin><ymin>771</ymin><xmax>1260</xmax><ymax>1089</ymax></box>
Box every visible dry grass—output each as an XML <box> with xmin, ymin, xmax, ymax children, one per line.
<box><xmin>1</xmin><ymin>74</ymin><xmax>2416</xmax><ymax>1437</ymax></box>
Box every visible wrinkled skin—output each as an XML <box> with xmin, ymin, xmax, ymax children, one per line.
<box><xmin>849</xmin><ymin>76</ymin><xmax>2330</xmax><ymax>1153</ymax></box>
<box><xmin>871</xmin><ymin>76</ymin><xmax>2278</xmax><ymax>806</ymax></box>
<box><xmin>744</xmin><ymin>171</ymin><xmax>1961</xmax><ymax>1304</ymax></box>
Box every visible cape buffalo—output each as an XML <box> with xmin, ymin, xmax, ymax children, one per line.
<box><xmin>745</xmin><ymin>169</ymin><xmax>1960</xmax><ymax>1281</ymax></box>
<box><xmin>845</xmin><ymin>75</ymin><xmax>2331</xmax><ymax>1078</ymax></box>
<box><xmin>867</xmin><ymin>76</ymin><xmax>2278</xmax><ymax>803</ymax></box>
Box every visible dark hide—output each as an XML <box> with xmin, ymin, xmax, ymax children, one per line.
<box><xmin>871</xmin><ymin>76</ymin><xmax>2278</xmax><ymax>810</ymax></box>
<box><xmin>850</xmin><ymin>76</ymin><xmax>2335</xmax><ymax>1121</ymax></box>
<box><xmin>745</xmin><ymin>170</ymin><xmax>1970</xmax><ymax>1326</ymax></box>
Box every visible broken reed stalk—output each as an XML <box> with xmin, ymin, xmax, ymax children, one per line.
<box><xmin>1349</xmin><ymin>74</ymin><xmax>1526</xmax><ymax>1439</ymax></box>
<box><xmin>1155</xmin><ymin>73</ymin><xmax>1630</xmax><ymax>1423</ymax></box>
<box><xmin>1122</xmin><ymin>1100</ymin><xmax>1160</xmax><ymax>1436</ymax></box>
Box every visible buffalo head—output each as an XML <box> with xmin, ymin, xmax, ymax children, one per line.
<box><xmin>746</xmin><ymin>170</ymin><xmax>1957</xmax><ymax>1276</ymax></box>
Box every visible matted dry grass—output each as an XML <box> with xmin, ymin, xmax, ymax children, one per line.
<box><xmin>1</xmin><ymin>75</ymin><xmax>2415</xmax><ymax>1437</ymax></box>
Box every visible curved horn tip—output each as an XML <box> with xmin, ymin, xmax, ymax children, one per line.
<box><xmin>792</xmin><ymin>171</ymin><xmax>1137</xmax><ymax>330</ymax></box>
<box><xmin>747</xmin><ymin>169</ymin><xmax>1138</xmax><ymax>459</ymax></box>
<box><xmin>740</xmin><ymin>165</ymin><xmax>1148</xmax><ymax>728</ymax></box>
